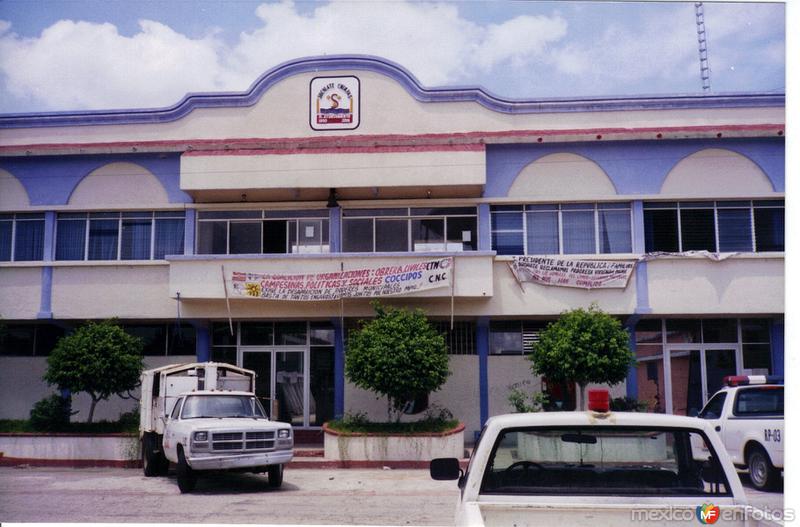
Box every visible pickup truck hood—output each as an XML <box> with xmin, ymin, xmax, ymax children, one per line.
<box><xmin>183</xmin><ymin>418</ymin><xmax>288</xmax><ymax>431</ymax></box>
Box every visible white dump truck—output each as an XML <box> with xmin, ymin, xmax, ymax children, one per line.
<box><xmin>697</xmin><ymin>375</ymin><xmax>784</xmax><ymax>491</ymax></box>
<box><xmin>431</xmin><ymin>389</ymin><xmax>783</xmax><ymax>526</ymax></box>
<box><xmin>139</xmin><ymin>362</ymin><xmax>293</xmax><ymax>493</ymax></box>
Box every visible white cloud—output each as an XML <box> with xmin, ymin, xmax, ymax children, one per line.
<box><xmin>0</xmin><ymin>19</ymin><xmax>227</xmax><ymax>111</ymax></box>
<box><xmin>0</xmin><ymin>0</ymin><xmax>568</xmax><ymax>112</ymax></box>
<box><xmin>0</xmin><ymin>1</ymin><xmax>785</xmax><ymax>112</ymax></box>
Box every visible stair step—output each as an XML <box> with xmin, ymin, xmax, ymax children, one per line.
<box><xmin>293</xmin><ymin>448</ymin><xmax>324</xmax><ymax>458</ymax></box>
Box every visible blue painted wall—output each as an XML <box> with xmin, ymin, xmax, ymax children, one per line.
<box><xmin>0</xmin><ymin>154</ymin><xmax>189</xmax><ymax>205</ymax></box>
<box><xmin>485</xmin><ymin>139</ymin><xmax>784</xmax><ymax>198</ymax></box>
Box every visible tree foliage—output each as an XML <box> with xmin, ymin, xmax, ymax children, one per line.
<box><xmin>345</xmin><ymin>302</ymin><xmax>449</xmax><ymax>421</ymax></box>
<box><xmin>529</xmin><ymin>305</ymin><xmax>634</xmax><ymax>410</ymax></box>
<box><xmin>45</xmin><ymin>320</ymin><xmax>144</xmax><ymax>423</ymax></box>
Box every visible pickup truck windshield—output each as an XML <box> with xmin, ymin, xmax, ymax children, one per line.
<box><xmin>181</xmin><ymin>395</ymin><xmax>267</xmax><ymax>419</ymax></box>
<box><xmin>481</xmin><ymin>426</ymin><xmax>730</xmax><ymax>497</ymax></box>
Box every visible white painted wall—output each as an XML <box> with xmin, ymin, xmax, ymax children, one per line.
<box><xmin>51</xmin><ymin>265</ymin><xmax>175</xmax><ymax>319</ymax></box>
<box><xmin>0</xmin><ymin>435</ymin><xmax>140</xmax><ymax>461</ymax></box>
<box><xmin>0</xmin><ymin>169</ymin><xmax>30</xmax><ymax>210</ymax></box>
<box><xmin>181</xmin><ymin>150</ymin><xmax>485</xmax><ymax>192</ymax></box>
<box><xmin>0</xmin><ymin>355</ymin><xmax>193</xmax><ymax>420</ymax></box>
<box><xmin>1</xmin><ymin>70</ymin><xmax>784</xmax><ymax>146</ymax></box>
<box><xmin>508</xmin><ymin>153</ymin><xmax>617</xmax><ymax>199</ymax></box>
<box><xmin>660</xmin><ymin>148</ymin><xmax>776</xmax><ymax>197</ymax></box>
<box><xmin>645</xmin><ymin>256</ymin><xmax>784</xmax><ymax>314</ymax></box>
<box><xmin>344</xmin><ymin>355</ymin><xmax>480</xmax><ymax>437</ymax></box>
<box><xmin>0</xmin><ymin>267</ymin><xmax>42</xmax><ymax>319</ymax></box>
<box><xmin>68</xmin><ymin>162</ymin><xmax>171</xmax><ymax>207</ymax></box>
<box><xmin>488</xmin><ymin>356</ymin><xmax>542</xmax><ymax>417</ymax></box>
<box><xmin>167</xmin><ymin>255</ymin><xmax>782</xmax><ymax>320</ymax></box>
<box><xmin>486</xmin><ymin>259</ymin><xmax>638</xmax><ymax>316</ymax></box>
<box><xmin>169</xmin><ymin>254</ymin><xmax>493</xmax><ymax>301</ymax></box>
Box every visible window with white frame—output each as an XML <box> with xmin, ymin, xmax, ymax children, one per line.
<box><xmin>643</xmin><ymin>200</ymin><xmax>784</xmax><ymax>253</ymax></box>
<box><xmin>55</xmin><ymin>211</ymin><xmax>185</xmax><ymax>261</ymax></box>
<box><xmin>342</xmin><ymin>207</ymin><xmax>477</xmax><ymax>253</ymax></box>
<box><xmin>490</xmin><ymin>203</ymin><xmax>632</xmax><ymax>256</ymax></box>
<box><xmin>0</xmin><ymin>213</ymin><xmax>45</xmax><ymax>261</ymax></box>
<box><xmin>196</xmin><ymin>209</ymin><xmax>329</xmax><ymax>255</ymax></box>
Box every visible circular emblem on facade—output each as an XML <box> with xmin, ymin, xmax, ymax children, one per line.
<box><xmin>310</xmin><ymin>76</ymin><xmax>360</xmax><ymax>131</ymax></box>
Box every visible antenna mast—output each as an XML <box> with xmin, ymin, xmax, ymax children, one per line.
<box><xmin>695</xmin><ymin>2</ymin><xmax>711</xmax><ymax>92</ymax></box>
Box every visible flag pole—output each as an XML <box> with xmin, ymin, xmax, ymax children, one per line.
<box><xmin>221</xmin><ymin>265</ymin><xmax>233</xmax><ymax>336</ymax></box>
<box><xmin>450</xmin><ymin>256</ymin><xmax>455</xmax><ymax>330</ymax></box>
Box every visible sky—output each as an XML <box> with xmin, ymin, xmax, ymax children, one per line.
<box><xmin>0</xmin><ymin>0</ymin><xmax>788</xmax><ymax>114</ymax></box>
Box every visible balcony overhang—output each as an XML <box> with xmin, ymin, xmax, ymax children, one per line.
<box><xmin>168</xmin><ymin>252</ymin><xmax>494</xmax><ymax>301</ymax></box>
<box><xmin>179</xmin><ymin>147</ymin><xmax>485</xmax><ymax>202</ymax></box>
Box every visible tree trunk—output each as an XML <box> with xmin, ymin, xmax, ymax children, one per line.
<box><xmin>88</xmin><ymin>396</ymin><xmax>99</xmax><ymax>423</ymax></box>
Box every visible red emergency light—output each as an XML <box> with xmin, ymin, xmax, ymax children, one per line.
<box><xmin>587</xmin><ymin>389</ymin><xmax>610</xmax><ymax>412</ymax></box>
<box><xmin>723</xmin><ymin>375</ymin><xmax>783</xmax><ymax>387</ymax></box>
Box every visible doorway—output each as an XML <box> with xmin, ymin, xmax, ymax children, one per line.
<box><xmin>242</xmin><ymin>347</ymin><xmax>308</xmax><ymax>426</ymax></box>
<box><xmin>666</xmin><ymin>345</ymin><xmax>738</xmax><ymax>415</ymax></box>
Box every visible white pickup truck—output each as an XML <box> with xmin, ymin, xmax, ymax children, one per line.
<box><xmin>139</xmin><ymin>362</ymin><xmax>293</xmax><ymax>493</ymax></box>
<box><xmin>431</xmin><ymin>390</ymin><xmax>781</xmax><ymax>526</ymax></box>
<box><xmin>697</xmin><ymin>376</ymin><xmax>784</xmax><ymax>491</ymax></box>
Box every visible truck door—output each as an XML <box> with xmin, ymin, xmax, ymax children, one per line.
<box><xmin>698</xmin><ymin>391</ymin><xmax>728</xmax><ymax>452</ymax></box>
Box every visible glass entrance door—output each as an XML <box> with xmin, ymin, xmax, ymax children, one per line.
<box><xmin>242</xmin><ymin>349</ymin><xmax>273</xmax><ymax>418</ymax></box>
<box><xmin>275</xmin><ymin>349</ymin><xmax>306</xmax><ymax>426</ymax></box>
<box><xmin>667</xmin><ymin>346</ymin><xmax>739</xmax><ymax>415</ymax></box>
<box><xmin>668</xmin><ymin>349</ymin><xmax>702</xmax><ymax>416</ymax></box>
<box><xmin>241</xmin><ymin>348</ymin><xmax>308</xmax><ymax>426</ymax></box>
<box><xmin>703</xmin><ymin>348</ymin><xmax>737</xmax><ymax>402</ymax></box>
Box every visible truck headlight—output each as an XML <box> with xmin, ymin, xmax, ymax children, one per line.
<box><xmin>278</xmin><ymin>429</ymin><xmax>291</xmax><ymax>439</ymax></box>
<box><xmin>194</xmin><ymin>431</ymin><xmax>208</xmax><ymax>442</ymax></box>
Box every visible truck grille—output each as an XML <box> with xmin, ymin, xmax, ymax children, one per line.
<box><xmin>211</xmin><ymin>430</ymin><xmax>276</xmax><ymax>451</ymax></box>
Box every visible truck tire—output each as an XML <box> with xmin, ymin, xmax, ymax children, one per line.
<box><xmin>176</xmin><ymin>447</ymin><xmax>197</xmax><ymax>493</ymax></box>
<box><xmin>142</xmin><ymin>433</ymin><xmax>170</xmax><ymax>477</ymax></box>
<box><xmin>142</xmin><ymin>434</ymin><xmax>159</xmax><ymax>477</ymax></box>
<box><xmin>267</xmin><ymin>464</ymin><xmax>284</xmax><ymax>488</ymax></box>
<box><xmin>747</xmin><ymin>445</ymin><xmax>780</xmax><ymax>491</ymax></box>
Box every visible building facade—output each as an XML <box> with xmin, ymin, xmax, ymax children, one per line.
<box><xmin>0</xmin><ymin>56</ymin><xmax>785</xmax><ymax>438</ymax></box>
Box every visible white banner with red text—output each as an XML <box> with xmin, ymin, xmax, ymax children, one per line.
<box><xmin>509</xmin><ymin>256</ymin><xmax>637</xmax><ymax>289</ymax></box>
<box><xmin>230</xmin><ymin>257</ymin><xmax>453</xmax><ymax>301</ymax></box>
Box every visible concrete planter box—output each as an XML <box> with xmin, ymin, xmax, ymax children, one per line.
<box><xmin>322</xmin><ymin>422</ymin><xmax>465</xmax><ymax>462</ymax></box>
<box><xmin>0</xmin><ymin>433</ymin><xmax>140</xmax><ymax>467</ymax></box>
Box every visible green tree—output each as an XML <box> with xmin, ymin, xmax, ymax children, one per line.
<box><xmin>530</xmin><ymin>304</ymin><xmax>634</xmax><ymax>411</ymax></box>
<box><xmin>345</xmin><ymin>302</ymin><xmax>449</xmax><ymax>422</ymax></box>
<box><xmin>45</xmin><ymin>320</ymin><xmax>144</xmax><ymax>423</ymax></box>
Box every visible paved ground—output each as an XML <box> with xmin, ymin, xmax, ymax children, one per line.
<box><xmin>0</xmin><ymin>466</ymin><xmax>785</xmax><ymax>525</ymax></box>
<box><xmin>0</xmin><ymin>466</ymin><xmax>459</xmax><ymax>525</ymax></box>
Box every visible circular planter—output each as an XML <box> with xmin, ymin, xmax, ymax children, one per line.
<box><xmin>322</xmin><ymin>422</ymin><xmax>465</xmax><ymax>462</ymax></box>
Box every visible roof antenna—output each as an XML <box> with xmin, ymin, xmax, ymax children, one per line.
<box><xmin>695</xmin><ymin>3</ymin><xmax>712</xmax><ymax>93</ymax></box>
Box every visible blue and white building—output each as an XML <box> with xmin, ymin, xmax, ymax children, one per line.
<box><xmin>0</xmin><ymin>56</ymin><xmax>784</xmax><ymax>438</ymax></box>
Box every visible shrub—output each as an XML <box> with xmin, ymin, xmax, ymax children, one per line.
<box><xmin>530</xmin><ymin>304</ymin><xmax>634</xmax><ymax>410</ymax></box>
<box><xmin>507</xmin><ymin>388</ymin><xmax>549</xmax><ymax>413</ymax></box>
<box><xmin>45</xmin><ymin>320</ymin><xmax>144</xmax><ymax>423</ymax></box>
<box><xmin>29</xmin><ymin>394</ymin><xmax>72</xmax><ymax>431</ymax></box>
<box><xmin>610</xmin><ymin>396</ymin><xmax>649</xmax><ymax>412</ymax></box>
<box><xmin>345</xmin><ymin>301</ymin><xmax>449</xmax><ymax>422</ymax></box>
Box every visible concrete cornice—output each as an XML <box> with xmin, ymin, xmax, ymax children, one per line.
<box><xmin>0</xmin><ymin>124</ymin><xmax>785</xmax><ymax>157</ymax></box>
<box><xmin>0</xmin><ymin>55</ymin><xmax>786</xmax><ymax>130</ymax></box>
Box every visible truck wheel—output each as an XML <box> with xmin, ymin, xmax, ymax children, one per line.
<box><xmin>156</xmin><ymin>452</ymin><xmax>170</xmax><ymax>476</ymax></box>
<box><xmin>748</xmin><ymin>446</ymin><xmax>780</xmax><ymax>491</ymax></box>
<box><xmin>176</xmin><ymin>447</ymin><xmax>197</xmax><ymax>493</ymax></box>
<box><xmin>267</xmin><ymin>464</ymin><xmax>284</xmax><ymax>488</ymax></box>
<box><xmin>142</xmin><ymin>434</ymin><xmax>159</xmax><ymax>477</ymax></box>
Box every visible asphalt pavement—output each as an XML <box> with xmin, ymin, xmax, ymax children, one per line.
<box><xmin>0</xmin><ymin>466</ymin><xmax>786</xmax><ymax>525</ymax></box>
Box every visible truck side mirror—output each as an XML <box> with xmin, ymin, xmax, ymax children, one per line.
<box><xmin>430</xmin><ymin>458</ymin><xmax>462</xmax><ymax>481</ymax></box>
